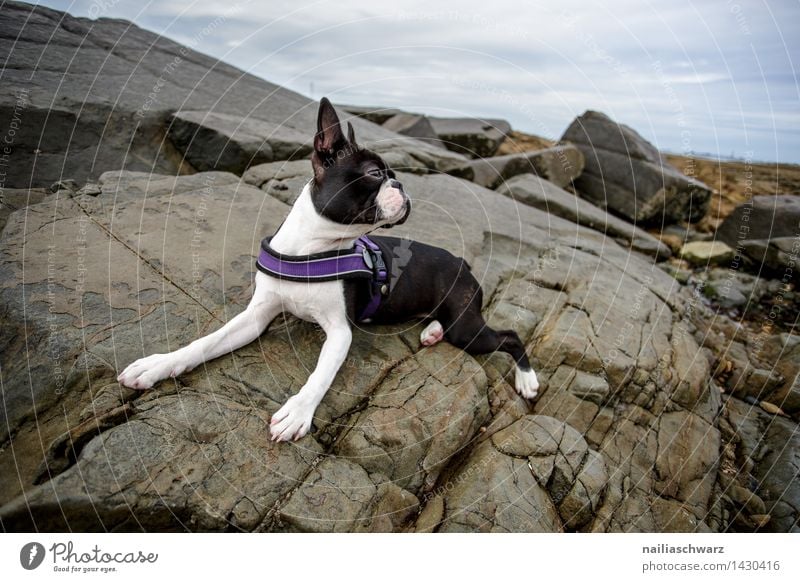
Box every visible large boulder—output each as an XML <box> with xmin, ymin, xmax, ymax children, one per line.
<box><xmin>495</xmin><ymin>174</ymin><xmax>671</xmax><ymax>260</ymax></box>
<box><xmin>429</xmin><ymin>117</ymin><xmax>512</xmax><ymax>158</ymax></box>
<box><xmin>1</xmin><ymin>164</ymin><xmax>735</xmax><ymax>532</ymax></box>
<box><xmin>561</xmin><ymin>111</ymin><xmax>712</xmax><ymax>225</ymax></box>
<box><xmin>468</xmin><ymin>145</ymin><xmax>585</xmax><ymax>189</ymax></box>
<box><xmin>716</xmin><ymin>195</ymin><xmax>800</xmax><ymax>246</ymax></box>
<box><xmin>715</xmin><ymin>196</ymin><xmax>800</xmax><ymax>279</ymax></box>
<box><xmin>0</xmin><ymin>2</ymin><xmax>471</xmax><ymax>187</ymax></box>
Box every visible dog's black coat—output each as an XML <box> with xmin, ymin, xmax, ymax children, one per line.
<box><xmin>345</xmin><ymin>236</ymin><xmax>532</xmax><ymax>372</ymax></box>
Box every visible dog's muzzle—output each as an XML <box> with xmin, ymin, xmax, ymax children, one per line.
<box><xmin>378</xmin><ymin>179</ymin><xmax>410</xmax><ymax>227</ymax></box>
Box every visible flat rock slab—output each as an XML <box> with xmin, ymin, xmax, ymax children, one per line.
<box><xmin>429</xmin><ymin>116</ymin><xmax>512</xmax><ymax>158</ymax></box>
<box><xmin>168</xmin><ymin>111</ymin><xmax>313</xmax><ymax>174</ymax></box>
<box><xmin>468</xmin><ymin>145</ymin><xmax>584</xmax><ymax>189</ymax></box>
<box><xmin>496</xmin><ymin>174</ymin><xmax>671</xmax><ymax>261</ymax></box>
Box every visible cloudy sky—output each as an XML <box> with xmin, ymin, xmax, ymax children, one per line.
<box><xmin>42</xmin><ymin>0</ymin><xmax>799</xmax><ymax>163</ymax></box>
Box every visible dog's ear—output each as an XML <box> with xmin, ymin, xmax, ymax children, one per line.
<box><xmin>347</xmin><ymin>122</ymin><xmax>357</xmax><ymax>147</ymax></box>
<box><xmin>314</xmin><ymin>97</ymin><xmax>346</xmax><ymax>154</ymax></box>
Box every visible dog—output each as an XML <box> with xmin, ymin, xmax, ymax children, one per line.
<box><xmin>118</xmin><ymin>98</ymin><xmax>538</xmax><ymax>442</ymax></box>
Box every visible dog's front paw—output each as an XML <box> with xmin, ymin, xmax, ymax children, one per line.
<box><xmin>270</xmin><ymin>394</ymin><xmax>316</xmax><ymax>442</ymax></box>
<box><xmin>515</xmin><ymin>367</ymin><xmax>539</xmax><ymax>399</ymax></box>
<box><xmin>117</xmin><ymin>353</ymin><xmax>189</xmax><ymax>390</ymax></box>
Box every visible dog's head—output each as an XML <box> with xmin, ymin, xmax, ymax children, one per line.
<box><xmin>310</xmin><ymin>97</ymin><xmax>410</xmax><ymax>229</ymax></box>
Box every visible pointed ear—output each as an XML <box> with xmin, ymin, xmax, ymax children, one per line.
<box><xmin>347</xmin><ymin>122</ymin><xmax>357</xmax><ymax>146</ymax></box>
<box><xmin>314</xmin><ymin>97</ymin><xmax>345</xmax><ymax>154</ymax></box>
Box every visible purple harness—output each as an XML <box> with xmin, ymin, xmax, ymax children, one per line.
<box><xmin>256</xmin><ymin>235</ymin><xmax>389</xmax><ymax>322</ymax></box>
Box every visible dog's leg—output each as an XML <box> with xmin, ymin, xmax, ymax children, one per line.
<box><xmin>436</xmin><ymin>272</ymin><xmax>539</xmax><ymax>399</ymax></box>
<box><xmin>270</xmin><ymin>314</ymin><xmax>352</xmax><ymax>442</ymax></box>
<box><xmin>118</xmin><ymin>274</ymin><xmax>280</xmax><ymax>390</ymax></box>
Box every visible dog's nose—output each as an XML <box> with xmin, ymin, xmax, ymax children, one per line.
<box><xmin>389</xmin><ymin>179</ymin><xmax>404</xmax><ymax>192</ymax></box>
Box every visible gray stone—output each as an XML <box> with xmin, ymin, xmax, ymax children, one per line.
<box><xmin>716</xmin><ymin>195</ymin><xmax>800</xmax><ymax>247</ymax></box>
<box><xmin>0</xmin><ymin>3</ymin><xmax>469</xmax><ymax>188</ymax></box>
<box><xmin>167</xmin><ymin>110</ymin><xmax>312</xmax><ymax>174</ymax></box>
<box><xmin>0</xmin><ymin>188</ymin><xmax>48</xmax><ymax>233</ymax></box>
<box><xmin>438</xmin><ymin>416</ymin><xmax>608</xmax><ymax>531</ymax></box>
<box><xmin>740</xmin><ymin>237</ymin><xmax>799</xmax><ymax>279</ymax></box>
<box><xmin>429</xmin><ymin>116</ymin><xmax>512</xmax><ymax>158</ymax></box>
<box><xmin>724</xmin><ymin>398</ymin><xmax>800</xmax><ymax>532</ymax></box>
<box><xmin>680</xmin><ymin>241</ymin><xmax>734</xmax><ymax>265</ymax></box>
<box><xmin>382</xmin><ymin>113</ymin><xmax>441</xmax><ymax>144</ymax></box>
<box><xmin>468</xmin><ymin>145</ymin><xmax>585</xmax><ymax>189</ymax></box>
<box><xmin>561</xmin><ymin>111</ymin><xmax>712</xmax><ymax>224</ymax></box>
<box><xmin>340</xmin><ymin>104</ymin><xmax>404</xmax><ymax>125</ymax></box>
<box><xmin>495</xmin><ymin>174</ymin><xmax>671</xmax><ymax>260</ymax></box>
<box><xmin>241</xmin><ymin>160</ymin><xmax>311</xmax><ymax>205</ymax></box>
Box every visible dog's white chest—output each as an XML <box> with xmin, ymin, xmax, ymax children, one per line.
<box><xmin>258</xmin><ymin>272</ymin><xmax>346</xmax><ymax>323</ymax></box>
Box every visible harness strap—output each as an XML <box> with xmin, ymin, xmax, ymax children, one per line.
<box><xmin>255</xmin><ymin>235</ymin><xmax>389</xmax><ymax>322</ymax></box>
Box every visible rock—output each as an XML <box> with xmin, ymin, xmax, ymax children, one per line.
<box><xmin>740</xmin><ymin>237</ymin><xmax>800</xmax><ymax>279</ymax></box>
<box><xmin>758</xmin><ymin>400</ymin><xmax>786</xmax><ymax>416</ymax></box>
<box><xmin>4</xmin><ymin>0</ymin><xmax>793</xmax><ymax>533</ymax></box>
<box><xmin>754</xmin><ymin>333</ymin><xmax>800</xmax><ymax>416</ymax></box>
<box><xmin>561</xmin><ymin>111</ymin><xmax>712</xmax><ymax>224</ymax></box>
<box><xmin>429</xmin><ymin>116</ymin><xmax>512</xmax><ymax>158</ymax></box>
<box><xmin>659</xmin><ymin>261</ymin><xmax>693</xmax><ymax>284</ymax></box>
<box><xmin>436</xmin><ymin>415</ymin><xmax>610</xmax><ymax>532</ymax></box>
<box><xmin>382</xmin><ymin>113</ymin><xmax>440</xmax><ymax>144</ymax></box>
<box><xmin>724</xmin><ymin>398</ymin><xmax>800</xmax><ymax>532</ymax></box>
<box><xmin>716</xmin><ymin>195</ymin><xmax>800</xmax><ymax>248</ymax></box>
<box><xmin>0</xmin><ymin>2</ymin><xmax>469</xmax><ymax>188</ymax></box>
<box><xmin>275</xmin><ymin>458</ymin><xmax>419</xmax><ymax>532</ymax></box>
<box><xmin>570</xmin><ymin>370</ymin><xmax>610</xmax><ymax>405</ymax></box>
<box><xmin>167</xmin><ymin>111</ymin><xmax>312</xmax><ymax>174</ymax></box>
<box><xmin>468</xmin><ymin>145</ymin><xmax>585</xmax><ymax>189</ymax></box>
<box><xmin>680</xmin><ymin>241</ymin><xmax>734</xmax><ymax>266</ymax></box>
<box><xmin>0</xmin><ymin>188</ymin><xmax>48</xmax><ymax>233</ymax></box>
<box><xmin>702</xmin><ymin>268</ymin><xmax>764</xmax><ymax>310</ymax></box>
<box><xmin>242</xmin><ymin>160</ymin><xmax>310</xmax><ymax>205</ymax></box>
<box><xmin>340</xmin><ymin>104</ymin><xmax>404</xmax><ymax>125</ymax></box>
<box><xmin>335</xmin><ymin>344</ymin><xmax>490</xmax><ymax>494</ymax></box>
<box><xmin>49</xmin><ymin>179</ymin><xmax>79</xmax><ymax>193</ymax></box>
<box><xmin>0</xmin><ymin>164</ymin><xmax>730</xmax><ymax>532</ymax></box>
<box><xmin>495</xmin><ymin>174</ymin><xmax>671</xmax><ymax>260</ymax></box>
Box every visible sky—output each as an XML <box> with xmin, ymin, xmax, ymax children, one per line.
<box><xmin>39</xmin><ymin>0</ymin><xmax>800</xmax><ymax>163</ymax></box>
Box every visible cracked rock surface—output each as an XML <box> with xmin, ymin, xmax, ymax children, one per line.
<box><xmin>1</xmin><ymin>164</ymin><xmax>773</xmax><ymax>533</ymax></box>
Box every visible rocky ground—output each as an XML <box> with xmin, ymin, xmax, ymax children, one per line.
<box><xmin>0</xmin><ymin>1</ymin><xmax>797</xmax><ymax>533</ymax></box>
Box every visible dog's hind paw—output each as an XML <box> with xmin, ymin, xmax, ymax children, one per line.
<box><xmin>515</xmin><ymin>366</ymin><xmax>539</xmax><ymax>399</ymax></box>
<box><xmin>420</xmin><ymin>320</ymin><xmax>444</xmax><ymax>347</ymax></box>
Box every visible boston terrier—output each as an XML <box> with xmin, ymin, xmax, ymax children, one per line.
<box><xmin>117</xmin><ymin>98</ymin><xmax>539</xmax><ymax>442</ymax></box>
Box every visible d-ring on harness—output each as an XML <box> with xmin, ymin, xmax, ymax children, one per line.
<box><xmin>255</xmin><ymin>235</ymin><xmax>389</xmax><ymax>322</ymax></box>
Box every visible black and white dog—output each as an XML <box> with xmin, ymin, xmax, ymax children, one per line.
<box><xmin>118</xmin><ymin>98</ymin><xmax>538</xmax><ymax>442</ymax></box>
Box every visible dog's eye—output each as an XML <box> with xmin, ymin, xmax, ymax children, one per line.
<box><xmin>366</xmin><ymin>168</ymin><xmax>384</xmax><ymax>179</ymax></box>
